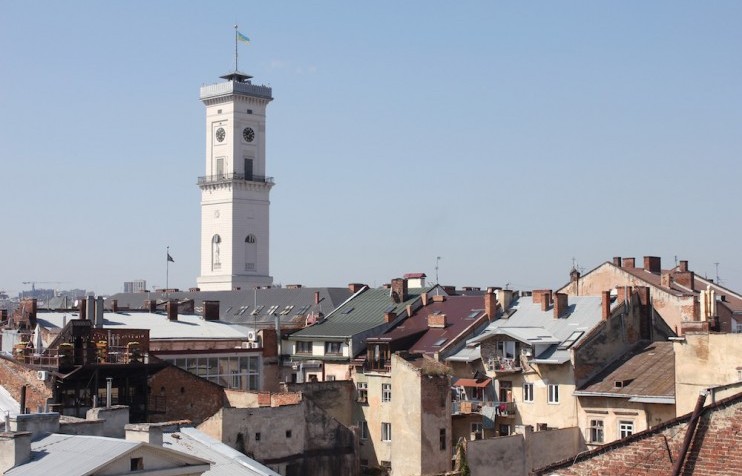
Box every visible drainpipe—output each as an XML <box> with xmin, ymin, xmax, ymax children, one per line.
<box><xmin>671</xmin><ymin>390</ymin><xmax>708</xmax><ymax>476</ymax></box>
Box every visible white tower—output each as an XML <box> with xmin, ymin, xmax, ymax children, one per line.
<box><xmin>196</xmin><ymin>70</ymin><xmax>274</xmax><ymax>291</ymax></box>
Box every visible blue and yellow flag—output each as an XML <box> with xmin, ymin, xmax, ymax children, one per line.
<box><xmin>236</xmin><ymin>31</ymin><xmax>250</xmax><ymax>44</ymax></box>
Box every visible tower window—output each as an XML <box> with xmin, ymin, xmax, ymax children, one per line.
<box><xmin>212</xmin><ymin>234</ymin><xmax>221</xmax><ymax>270</ymax></box>
<box><xmin>247</xmin><ymin>109</ymin><xmax>253</xmax><ymax>114</ymax></box>
<box><xmin>245</xmin><ymin>234</ymin><xmax>257</xmax><ymax>271</ymax></box>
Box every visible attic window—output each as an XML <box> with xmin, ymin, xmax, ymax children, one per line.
<box><xmin>557</xmin><ymin>331</ymin><xmax>584</xmax><ymax>350</ymax></box>
<box><xmin>341</xmin><ymin>307</ymin><xmax>354</xmax><ymax>315</ymax></box>
<box><xmin>237</xmin><ymin>306</ymin><xmax>250</xmax><ymax>316</ymax></box>
<box><xmin>267</xmin><ymin>305</ymin><xmax>280</xmax><ymax>315</ymax></box>
<box><xmin>130</xmin><ymin>457</ymin><xmax>144</xmax><ymax>471</ymax></box>
<box><xmin>280</xmin><ymin>305</ymin><xmax>294</xmax><ymax>315</ymax></box>
<box><xmin>433</xmin><ymin>338</ymin><xmax>447</xmax><ymax>347</ymax></box>
<box><xmin>467</xmin><ymin>310</ymin><xmax>480</xmax><ymax>319</ymax></box>
<box><xmin>224</xmin><ymin>306</ymin><xmax>232</xmax><ymax>314</ymax></box>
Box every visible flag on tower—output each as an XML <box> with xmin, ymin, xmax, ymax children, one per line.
<box><xmin>236</xmin><ymin>31</ymin><xmax>250</xmax><ymax>44</ymax></box>
<box><xmin>167</xmin><ymin>252</ymin><xmax>175</xmax><ymax>263</ymax></box>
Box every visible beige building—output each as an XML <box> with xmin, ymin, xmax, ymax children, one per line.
<box><xmin>353</xmin><ymin>353</ymin><xmax>451</xmax><ymax>475</ymax></box>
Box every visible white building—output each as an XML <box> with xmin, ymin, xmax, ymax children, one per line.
<box><xmin>196</xmin><ymin>70</ymin><xmax>274</xmax><ymax>291</ymax></box>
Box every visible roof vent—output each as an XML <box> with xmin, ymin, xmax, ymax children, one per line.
<box><xmin>613</xmin><ymin>378</ymin><xmax>634</xmax><ymax>388</ymax></box>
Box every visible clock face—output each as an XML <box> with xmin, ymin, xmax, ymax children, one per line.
<box><xmin>215</xmin><ymin>127</ymin><xmax>226</xmax><ymax>143</ymax></box>
<box><xmin>242</xmin><ymin>127</ymin><xmax>255</xmax><ymax>143</ymax></box>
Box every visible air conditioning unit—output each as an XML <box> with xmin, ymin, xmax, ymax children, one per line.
<box><xmin>241</xmin><ymin>342</ymin><xmax>251</xmax><ymax>349</ymax></box>
<box><xmin>246</xmin><ymin>330</ymin><xmax>257</xmax><ymax>341</ymax></box>
<box><xmin>524</xmin><ymin>349</ymin><xmax>533</xmax><ymax>357</ymax></box>
<box><xmin>250</xmin><ymin>342</ymin><xmax>261</xmax><ymax>349</ymax></box>
<box><xmin>36</xmin><ymin>371</ymin><xmax>49</xmax><ymax>381</ymax></box>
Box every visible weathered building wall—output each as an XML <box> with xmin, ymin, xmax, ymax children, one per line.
<box><xmin>467</xmin><ymin>434</ymin><xmax>526</xmax><ymax>476</ymax></box>
<box><xmin>199</xmin><ymin>398</ymin><xmax>357</xmax><ymax>476</ymax></box>
<box><xmin>354</xmin><ymin>370</ymin><xmax>392</xmax><ymax>467</ymax></box>
<box><xmin>537</xmin><ymin>396</ymin><xmax>742</xmax><ymax>475</ymax></box>
<box><xmin>674</xmin><ymin>332</ymin><xmax>742</xmax><ymax>415</ymax></box>
<box><xmin>0</xmin><ymin>356</ymin><xmax>52</xmax><ymax>412</ymax></box>
<box><xmin>148</xmin><ymin>365</ymin><xmax>226</xmax><ymax>425</ymax></box>
<box><xmin>577</xmin><ymin>396</ymin><xmax>675</xmax><ymax>447</ymax></box>
<box><xmin>560</xmin><ymin>262</ymin><xmax>696</xmax><ymax>333</ymax></box>
<box><xmin>286</xmin><ymin>380</ymin><xmax>354</xmax><ymax>426</ymax></box>
<box><xmin>527</xmin><ymin>427</ymin><xmax>585</xmax><ymax>472</ymax></box>
<box><xmin>515</xmin><ymin>364</ymin><xmax>578</xmax><ymax>430</ymax></box>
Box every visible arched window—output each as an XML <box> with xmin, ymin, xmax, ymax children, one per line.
<box><xmin>212</xmin><ymin>234</ymin><xmax>221</xmax><ymax>270</ymax></box>
<box><xmin>245</xmin><ymin>234</ymin><xmax>257</xmax><ymax>271</ymax></box>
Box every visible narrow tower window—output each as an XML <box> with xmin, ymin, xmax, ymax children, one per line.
<box><xmin>212</xmin><ymin>234</ymin><xmax>222</xmax><ymax>270</ymax></box>
<box><xmin>245</xmin><ymin>234</ymin><xmax>257</xmax><ymax>271</ymax></box>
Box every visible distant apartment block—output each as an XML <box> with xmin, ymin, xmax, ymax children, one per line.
<box><xmin>123</xmin><ymin>279</ymin><xmax>147</xmax><ymax>293</ymax></box>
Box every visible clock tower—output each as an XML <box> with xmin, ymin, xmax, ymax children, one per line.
<box><xmin>196</xmin><ymin>70</ymin><xmax>274</xmax><ymax>291</ymax></box>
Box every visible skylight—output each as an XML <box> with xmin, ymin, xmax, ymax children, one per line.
<box><xmin>557</xmin><ymin>330</ymin><xmax>584</xmax><ymax>350</ymax></box>
<box><xmin>341</xmin><ymin>307</ymin><xmax>354</xmax><ymax>315</ymax></box>
<box><xmin>433</xmin><ymin>338</ymin><xmax>447</xmax><ymax>346</ymax></box>
<box><xmin>467</xmin><ymin>310</ymin><xmax>480</xmax><ymax>319</ymax></box>
<box><xmin>251</xmin><ymin>305</ymin><xmax>265</xmax><ymax>316</ymax></box>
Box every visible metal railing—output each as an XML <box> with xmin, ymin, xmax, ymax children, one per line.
<box><xmin>451</xmin><ymin>400</ymin><xmax>516</xmax><ymax>416</ymax></box>
<box><xmin>197</xmin><ymin>173</ymin><xmax>274</xmax><ymax>186</ymax></box>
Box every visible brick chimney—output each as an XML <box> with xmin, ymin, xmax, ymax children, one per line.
<box><xmin>636</xmin><ymin>286</ymin><xmax>651</xmax><ymax>340</ymax></box>
<box><xmin>384</xmin><ymin>311</ymin><xmax>397</xmax><ymax>323</ymax></box>
<box><xmin>390</xmin><ymin>278</ymin><xmax>408</xmax><ymax>303</ymax></box>
<box><xmin>26</xmin><ymin>299</ymin><xmax>38</xmax><ymax>328</ymax></box>
<box><xmin>679</xmin><ymin>260</ymin><xmax>688</xmax><ymax>272</ymax></box>
<box><xmin>601</xmin><ymin>291</ymin><xmax>611</xmax><ymax>321</ymax></box>
<box><xmin>421</xmin><ymin>292</ymin><xmax>429</xmax><ymax>307</ymax></box>
<box><xmin>144</xmin><ymin>300</ymin><xmax>157</xmax><ymax>313</ymax></box>
<box><xmin>644</xmin><ymin>256</ymin><xmax>661</xmax><ymax>273</ymax></box>
<box><xmin>661</xmin><ymin>272</ymin><xmax>673</xmax><ymax>288</ymax></box>
<box><xmin>348</xmin><ymin>283</ymin><xmax>365</xmax><ymax>293</ymax></box>
<box><xmin>79</xmin><ymin>298</ymin><xmax>87</xmax><ymax>320</ymax></box>
<box><xmin>553</xmin><ymin>293</ymin><xmax>568</xmax><ymax>319</ymax></box>
<box><xmin>533</xmin><ymin>290</ymin><xmax>552</xmax><ymax>311</ymax></box>
<box><xmin>427</xmin><ymin>312</ymin><xmax>447</xmax><ymax>328</ymax></box>
<box><xmin>484</xmin><ymin>290</ymin><xmax>497</xmax><ymax>320</ymax></box>
<box><xmin>613</xmin><ymin>257</ymin><xmax>622</xmax><ymax>267</ymax></box>
<box><xmin>111</xmin><ymin>300</ymin><xmax>118</xmax><ymax>312</ymax></box>
<box><xmin>617</xmin><ymin>286</ymin><xmax>633</xmax><ymax>304</ymax></box>
<box><xmin>672</xmin><ymin>260</ymin><xmax>695</xmax><ymax>289</ymax></box>
<box><xmin>202</xmin><ymin>300</ymin><xmax>219</xmax><ymax>321</ymax></box>
<box><xmin>167</xmin><ymin>300</ymin><xmax>178</xmax><ymax>321</ymax></box>
<box><xmin>623</xmin><ymin>257</ymin><xmax>636</xmax><ymax>269</ymax></box>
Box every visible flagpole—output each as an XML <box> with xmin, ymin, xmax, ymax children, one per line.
<box><xmin>166</xmin><ymin>246</ymin><xmax>170</xmax><ymax>292</ymax></box>
<box><xmin>234</xmin><ymin>24</ymin><xmax>238</xmax><ymax>71</ymax></box>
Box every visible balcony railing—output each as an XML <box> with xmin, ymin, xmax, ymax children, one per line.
<box><xmin>197</xmin><ymin>173</ymin><xmax>274</xmax><ymax>186</ymax></box>
<box><xmin>452</xmin><ymin>400</ymin><xmax>516</xmax><ymax>417</ymax></box>
<box><xmin>486</xmin><ymin>356</ymin><xmax>522</xmax><ymax>373</ymax></box>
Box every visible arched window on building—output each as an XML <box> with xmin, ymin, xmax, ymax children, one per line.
<box><xmin>212</xmin><ymin>234</ymin><xmax>221</xmax><ymax>270</ymax></box>
<box><xmin>245</xmin><ymin>234</ymin><xmax>257</xmax><ymax>271</ymax></box>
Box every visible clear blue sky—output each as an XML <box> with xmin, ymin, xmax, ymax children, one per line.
<box><xmin>1</xmin><ymin>1</ymin><xmax>741</xmax><ymax>296</ymax></box>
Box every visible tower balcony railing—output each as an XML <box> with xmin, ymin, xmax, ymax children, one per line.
<box><xmin>198</xmin><ymin>173</ymin><xmax>274</xmax><ymax>186</ymax></box>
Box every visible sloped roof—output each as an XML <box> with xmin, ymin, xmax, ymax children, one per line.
<box><xmin>5</xmin><ymin>433</ymin><xmax>210</xmax><ymax>475</ymax></box>
<box><xmin>576</xmin><ymin>341</ymin><xmax>675</xmax><ymax>399</ymax></box>
<box><xmin>163</xmin><ymin>426</ymin><xmax>279</xmax><ymax>476</ymax></box>
<box><xmin>106</xmin><ymin>287</ymin><xmax>352</xmax><ymax>325</ymax></box>
<box><xmin>36</xmin><ymin>312</ymin><xmax>253</xmax><ymax>340</ymax></box>
<box><xmin>289</xmin><ymin>286</ymin><xmax>434</xmax><ymax>339</ymax></box>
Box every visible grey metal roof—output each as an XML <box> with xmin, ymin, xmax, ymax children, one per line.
<box><xmin>36</xmin><ymin>312</ymin><xmax>253</xmax><ymax>340</ymax></box>
<box><xmin>163</xmin><ymin>427</ymin><xmax>279</xmax><ymax>476</ymax></box>
<box><xmin>448</xmin><ymin>295</ymin><xmax>604</xmax><ymax>361</ymax></box>
<box><xmin>106</xmin><ymin>287</ymin><xmax>351</xmax><ymax>325</ymax></box>
<box><xmin>289</xmin><ymin>286</ymin><xmax>434</xmax><ymax>339</ymax></box>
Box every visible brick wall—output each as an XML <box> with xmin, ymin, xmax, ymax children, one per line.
<box><xmin>0</xmin><ymin>356</ymin><xmax>52</xmax><ymax>412</ymax></box>
<box><xmin>148</xmin><ymin>365</ymin><xmax>226</xmax><ymax>425</ymax></box>
<box><xmin>537</xmin><ymin>395</ymin><xmax>742</xmax><ymax>475</ymax></box>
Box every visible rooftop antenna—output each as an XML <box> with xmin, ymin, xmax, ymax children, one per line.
<box><xmin>714</xmin><ymin>262</ymin><xmax>720</xmax><ymax>284</ymax></box>
<box><xmin>435</xmin><ymin>256</ymin><xmax>441</xmax><ymax>295</ymax></box>
<box><xmin>674</xmin><ymin>255</ymin><xmax>678</xmax><ymax>267</ymax></box>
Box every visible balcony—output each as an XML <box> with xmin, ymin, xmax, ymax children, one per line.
<box><xmin>452</xmin><ymin>400</ymin><xmax>517</xmax><ymax>417</ymax></box>
<box><xmin>486</xmin><ymin>356</ymin><xmax>523</xmax><ymax>374</ymax></box>
<box><xmin>197</xmin><ymin>173</ymin><xmax>274</xmax><ymax>186</ymax></box>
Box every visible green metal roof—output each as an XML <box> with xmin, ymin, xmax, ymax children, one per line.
<box><xmin>289</xmin><ymin>286</ymin><xmax>435</xmax><ymax>339</ymax></box>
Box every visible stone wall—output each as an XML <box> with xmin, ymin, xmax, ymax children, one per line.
<box><xmin>148</xmin><ymin>364</ymin><xmax>226</xmax><ymax>425</ymax></box>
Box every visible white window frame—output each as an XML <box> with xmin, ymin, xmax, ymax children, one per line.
<box><xmin>523</xmin><ymin>383</ymin><xmax>534</xmax><ymax>402</ymax></box>
<box><xmin>358</xmin><ymin>420</ymin><xmax>368</xmax><ymax>440</ymax></box>
<box><xmin>589</xmin><ymin>419</ymin><xmax>604</xmax><ymax>443</ymax></box>
<box><xmin>548</xmin><ymin>384</ymin><xmax>559</xmax><ymax>404</ymax></box>
<box><xmin>381</xmin><ymin>422</ymin><xmax>392</xmax><ymax>442</ymax></box>
<box><xmin>471</xmin><ymin>422</ymin><xmax>483</xmax><ymax>440</ymax></box>
<box><xmin>356</xmin><ymin>382</ymin><xmax>368</xmax><ymax>403</ymax></box>
<box><xmin>619</xmin><ymin>420</ymin><xmax>634</xmax><ymax>439</ymax></box>
<box><xmin>382</xmin><ymin>383</ymin><xmax>392</xmax><ymax>402</ymax></box>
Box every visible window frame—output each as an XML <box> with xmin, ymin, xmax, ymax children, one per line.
<box><xmin>356</xmin><ymin>382</ymin><xmax>368</xmax><ymax>403</ymax></box>
<box><xmin>619</xmin><ymin>420</ymin><xmax>634</xmax><ymax>439</ymax></box>
<box><xmin>295</xmin><ymin>341</ymin><xmax>312</xmax><ymax>354</ymax></box>
<box><xmin>548</xmin><ymin>384</ymin><xmax>560</xmax><ymax>404</ymax></box>
<box><xmin>324</xmin><ymin>341</ymin><xmax>342</xmax><ymax>355</ymax></box>
<box><xmin>382</xmin><ymin>383</ymin><xmax>392</xmax><ymax>402</ymax></box>
<box><xmin>381</xmin><ymin>422</ymin><xmax>392</xmax><ymax>442</ymax></box>
<box><xmin>358</xmin><ymin>420</ymin><xmax>369</xmax><ymax>440</ymax></box>
<box><xmin>439</xmin><ymin>428</ymin><xmax>446</xmax><ymax>451</ymax></box>
<box><xmin>589</xmin><ymin>419</ymin><xmax>604</xmax><ymax>443</ymax></box>
<box><xmin>523</xmin><ymin>383</ymin><xmax>534</xmax><ymax>403</ymax></box>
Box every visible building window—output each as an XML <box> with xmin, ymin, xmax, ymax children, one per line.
<box><xmin>589</xmin><ymin>420</ymin><xmax>604</xmax><ymax>443</ymax></box>
<box><xmin>325</xmin><ymin>341</ymin><xmax>342</xmax><ymax>355</ymax></box>
<box><xmin>523</xmin><ymin>383</ymin><xmax>534</xmax><ymax>402</ymax></box>
<box><xmin>499</xmin><ymin>424</ymin><xmax>511</xmax><ymax>436</ymax></box>
<box><xmin>619</xmin><ymin>421</ymin><xmax>634</xmax><ymax>439</ymax></box>
<box><xmin>255</xmin><ymin>432</ymin><xmax>261</xmax><ymax>441</ymax></box>
<box><xmin>211</xmin><ymin>235</ymin><xmax>221</xmax><ymax>270</ymax></box>
<box><xmin>245</xmin><ymin>234</ymin><xmax>256</xmax><ymax>271</ymax></box>
<box><xmin>357</xmin><ymin>382</ymin><xmax>368</xmax><ymax>403</ymax></box>
<box><xmin>326</xmin><ymin>375</ymin><xmax>336</xmax><ymax>381</ymax></box>
<box><xmin>166</xmin><ymin>355</ymin><xmax>260</xmax><ymax>391</ymax></box>
<box><xmin>548</xmin><ymin>384</ymin><xmax>559</xmax><ymax>404</ymax></box>
<box><xmin>130</xmin><ymin>458</ymin><xmax>143</xmax><ymax>471</ymax></box>
<box><xmin>296</xmin><ymin>341</ymin><xmax>312</xmax><ymax>354</ymax></box>
<box><xmin>440</xmin><ymin>428</ymin><xmax>446</xmax><ymax>450</ymax></box>
<box><xmin>471</xmin><ymin>422</ymin><xmax>483</xmax><ymax>440</ymax></box>
<box><xmin>381</xmin><ymin>422</ymin><xmax>392</xmax><ymax>442</ymax></box>
<box><xmin>497</xmin><ymin>340</ymin><xmax>516</xmax><ymax>359</ymax></box>
<box><xmin>359</xmin><ymin>420</ymin><xmax>369</xmax><ymax>440</ymax></box>
<box><xmin>286</xmin><ymin>430</ymin><xmax>292</xmax><ymax>438</ymax></box>
<box><xmin>382</xmin><ymin>383</ymin><xmax>392</xmax><ymax>402</ymax></box>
